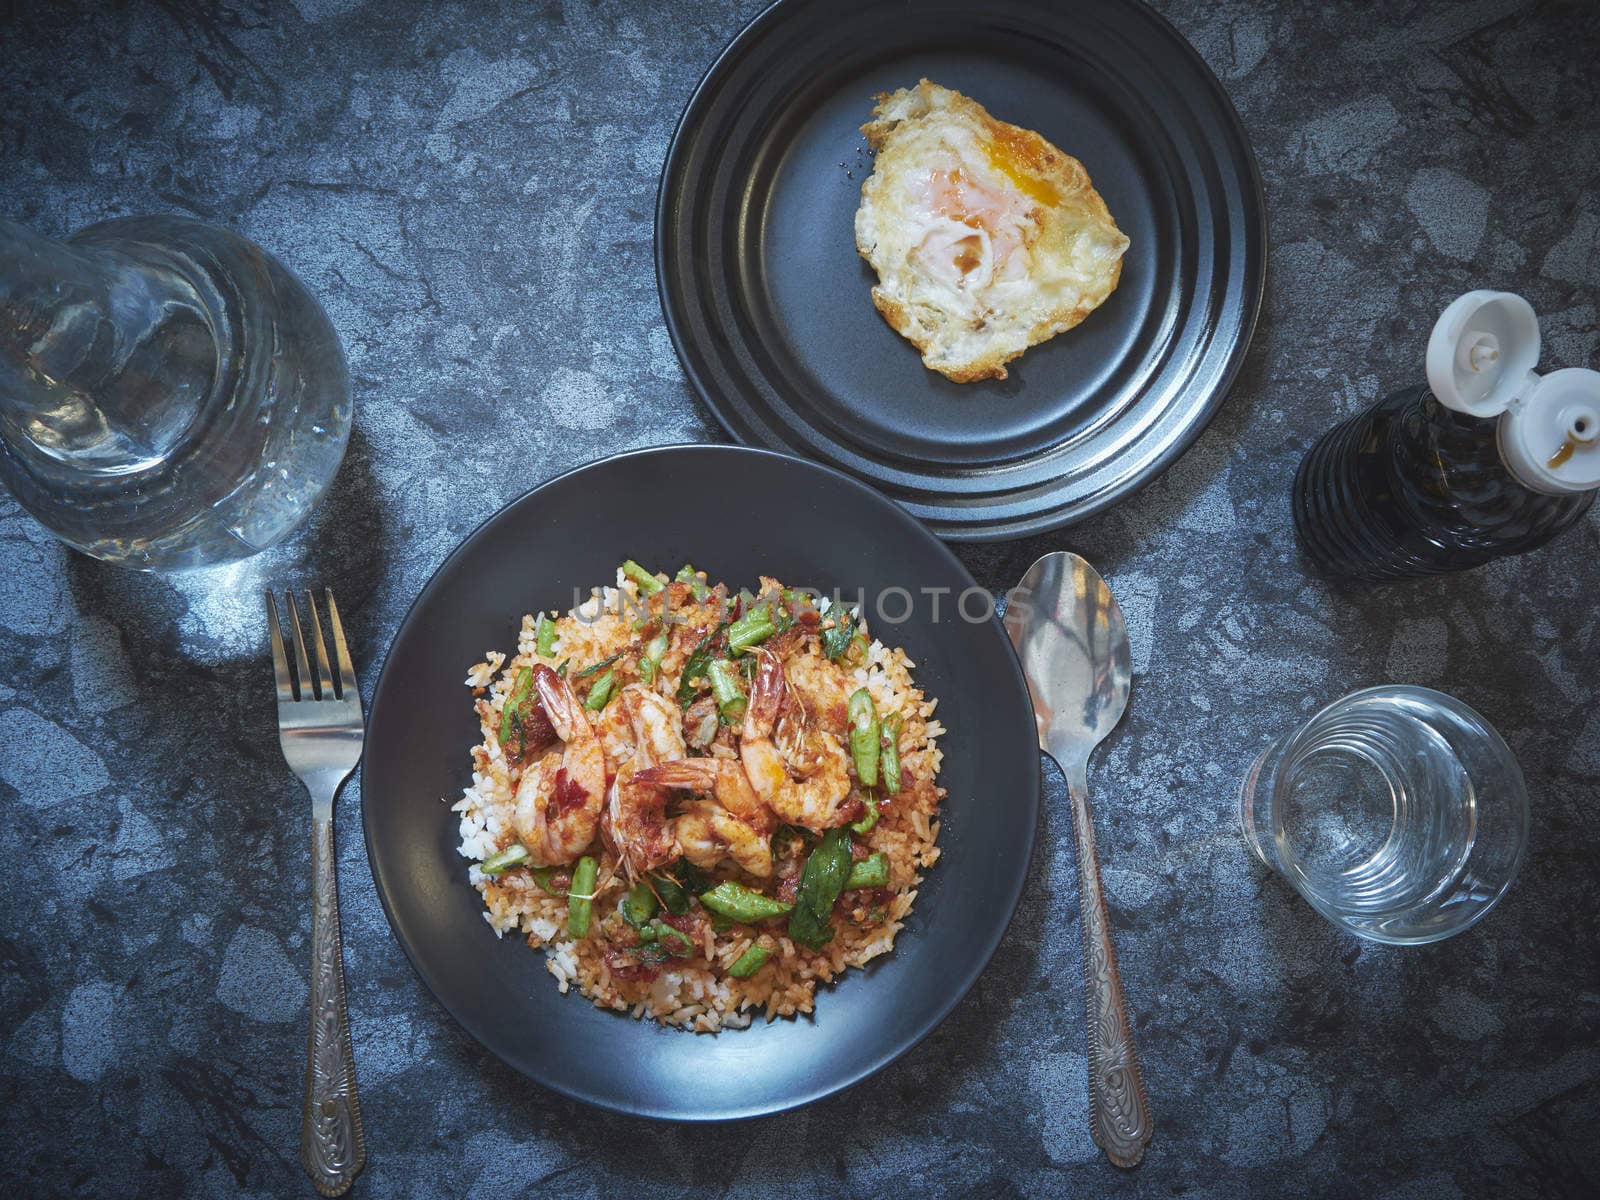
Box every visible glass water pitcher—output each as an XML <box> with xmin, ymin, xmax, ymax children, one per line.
<box><xmin>0</xmin><ymin>215</ymin><xmax>351</xmax><ymax>570</ymax></box>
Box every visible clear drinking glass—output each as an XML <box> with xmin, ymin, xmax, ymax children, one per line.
<box><xmin>0</xmin><ymin>215</ymin><xmax>350</xmax><ymax>570</ymax></box>
<box><xmin>1240</xmin><ymin>685</ymin><xmax>1528</xmax><ymax>944</ymax></box>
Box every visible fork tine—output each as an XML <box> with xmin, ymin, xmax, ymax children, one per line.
<box><xmin>266</xmin><ymin>592</ymin><xmax>296</xmax><ymax>702</ymax></box>
<box><xmin>324</xmin><ymin>588</ymin><xmax>358</xmax><ymax>695</ymax></box>
<box><xmin>285</xmin><ymin>591</ymin><xmax>318</xmax><ymax>700</ymax></box>
<box><xmin>304</xmin><ymin>588</ymin><xmax>338</xmax><ymax>700</ymax></box>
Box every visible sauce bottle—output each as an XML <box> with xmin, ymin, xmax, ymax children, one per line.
<box><xmin>1293</xmin><ymin>291</ymin><xmax>1599</xmax><ymax>582</ymax></box>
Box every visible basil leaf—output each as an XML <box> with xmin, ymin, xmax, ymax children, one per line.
<box><xmin>652</xmin><ymin>873</ymin><xmax>690</xmax><ymax>916</ymax></box>
<box><xmin>821</xmin><ymin>610</ymin><xmax>858</xmax><ymax>662</ymax></box>
<box><xmin>786</xmin><ymin>828</ymin><xmax>852</xmax><ymax>949</ymax></box>
<box><xmin>671</xmin><ymin>859</ymin><xmax>709</xmax><ymax>894</ymax></box>
<box><xmin>676</xmin><ymin>625</ymin><xmax>726</xmax><ymax>708</ymax></box>
<box><xmin>574</xmin><ymin>651</ymin><xmax>623</xmax><ymax>679</ymax></box>
<box><xmin>621</xmin><ymin>881</ymin><xmax>658</xmax><ymax>930</ymax></box>
<box><xmin>651</xmin><ymin>919</ymin><xmax>695</xmax><ymax>956</ymax></box>
<box><xmin>528</xmin><ymin>865</ymin><xmax>567</xmax><ymax>896</ymax></box>
<box><xmin>496</xmin><ymin>667</ymin><xmax>535</xmax><ymax>746</ymax></box>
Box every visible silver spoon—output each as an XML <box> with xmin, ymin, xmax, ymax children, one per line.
<box><xmin>1005</xmin><ymin>551</ymin><xmax>1153</xmax><ymax>1168</ymax></box>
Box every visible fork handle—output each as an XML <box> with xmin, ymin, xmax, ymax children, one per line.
<box><xmin>302</xmin><ymin>815</ymin><xmax>366</xmax><ymax>1197</ymax></box>
<box><xmin>1066</xmin><ymin>769</ymin><xmax>1153</xmax><ymax>1168</ymax></box>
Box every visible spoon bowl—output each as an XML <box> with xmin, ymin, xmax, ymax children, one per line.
<box><xmin>1005</xmin><ymin>552</ymin><xmax>1132</xmax><ymax>772</ymax></box>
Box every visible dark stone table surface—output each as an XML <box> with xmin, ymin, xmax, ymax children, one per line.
<box><xmin>2</xmin><ymin>1</ymin><xmax>1597</xmax><ymax>1196</ymax></box>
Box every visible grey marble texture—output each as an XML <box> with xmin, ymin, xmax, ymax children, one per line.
<box><xmin>2</xmin><ymin>0</ymin><xmax>1598</xmax><ymax>1196</ymax></box>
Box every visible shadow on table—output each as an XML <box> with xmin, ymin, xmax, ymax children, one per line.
<box><xmin>1238</xmin><ymin>837</ymin><xmax>1547</xmax><ymax>1088</ymax></box>
<box><xmin>52</xmin><ymin>424</ymin><xmax>390</xmax><ymax>889</ymax></box>
<box><xmin>59</xmin><ymin>421</ymin><xmax>388</xmax><ymax>668</ymax></box>
<box><xmin>949</xmin><ymin>322</ymin><xmax>1276</xmax><ymax>595</ymax></box>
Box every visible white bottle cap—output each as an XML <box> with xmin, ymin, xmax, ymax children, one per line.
<box><xmin>1426</xmin><ymin>290</ymin><xmax>1600</xmax><ymax>494</ymax></box>
<box><xmin>1498</xmin><ymin>370</ymin><xmax>1600</xmax><ymax>494</ymax></box>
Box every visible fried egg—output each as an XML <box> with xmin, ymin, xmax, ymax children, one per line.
<box><xmin>854</xmin><ymin>80</ymin><xmax>1130</xmax><ymax>383</ymax></box>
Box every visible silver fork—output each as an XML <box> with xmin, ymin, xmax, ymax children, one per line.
<box><xmin>267</xmin><ymin>589</ymin><xmax>367</xmax><ymax>1198</ymax></box>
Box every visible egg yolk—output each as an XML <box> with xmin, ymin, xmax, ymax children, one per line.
<box><xmin>981</xmin><ymin>124</ymin><xmax>1062</xmax><ymax>209</ymax></box>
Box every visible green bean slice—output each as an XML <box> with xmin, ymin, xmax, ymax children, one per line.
<box><xmin>726</xmin><ymin>605</ymin><xmax>776</xmax><ymax>654</ymax></box>
<box><xmin>727</xmin><ymin>945</ymin><xmax>771</xmax><ymax>978</ymax></box>
<box><xmin>850</xmin><ymin>793</ymin><xmax>880</xmax><ymax>835</ymax></box>
<box><xmin>846</xmin><ymin>851</ymin><xmax>890</xmax><ymax>890</ymax></box>
<box><xmin>583</xmin><ymin>667</ymin><xmax>617</xmax><ymax>711</ymax></box>
<box><xmin>622</xmin><ymin>560</ymin><xmax>664</xmax><ymax>595</ymax></box>
<box><xmin>880</xmin><ymin>713</ymin><xmax>903</xmax><ymax>794</ymax></box>
<box><xmin>848</xmin><ymin>688</ymin><xmax>880</xmax><ymax>788</ymax></box>
<box><xmin>699</xmin><ymin>881</ymin><xmax>792</xmax><ymax>924</ymax></box>
<box><xmin>480</xmin><ymin>843</ymin><xmax>529</xmax><ymax>875</ymax></box>
<box><xmin>675</xmin><ymin>564</ymin><xmax>709</xmax><ymax>601</ymax></box>
<box><xmin>567</xmin><ymin>856</ymin><xmax>598</xmax><ymax>938</ymax></box>
<box><xmin>707</xmin><ymin>659</ymin><xmax>747</xmax><ymax>723</ymax></box>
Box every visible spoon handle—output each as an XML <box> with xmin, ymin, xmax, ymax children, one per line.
<box><xmin>1067</xmin><ymin>771</ymin><xmax>1153</xmax><ymax>1167</ymax></box>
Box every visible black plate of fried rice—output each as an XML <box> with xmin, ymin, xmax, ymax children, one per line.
<box><xmin>362</xmin><ymin>445</ymin><xmax>1040</xmax><ymax>1119</ymax></box>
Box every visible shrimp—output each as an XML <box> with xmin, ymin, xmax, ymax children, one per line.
<box><xmin>512</xmin><ymin>664</ymin><xmax>606</xmax><ymax>865</ymax></box>
<box><xmin>674</xmin><ymin>800</ymin><xmax>773</xmax><ymax>879</ymax></box>
<box><xmin>741</xmin><ymin>651</ymin><xmax>854</xmax><ymax>830</ymax></box>
<box><xmin>606</xmin><ymin>764</ymin><xmax>676</xmax><ymax>882</ymax></box>
<box><xmin>604</xmin><ymin>686</ymin><xmax>689</xmax><ymax>881</ymax></box>
<box><xmin>781</xmin><ymin>649</ymin><xmax>850</xmax><ymax>739</ymax></box>
<box><xmin>595</xmin><ymin>680</ymin><xmax>689</xmax><ymax>774</ymax></box>
<box><xmin>634</xmin><ymin>758</ymin><xmax>773</xmax><ymax>830</ymax></box>
<box><xmin>592</xmin><ymin>696</ymin><xmax>637</xmax><ymax>775</ymax></box>
<box><xmin>682</xmin><ymin>692</ymin><xmax>720</xmax><ymax>751</ymax></box>
<box><xmin>622</xmin><ymin>685</ymin><xmax>688</xmax><ymax>765</ymax></box>
<box><xmin>633</xmin><ymin>757</ymin><xmax>775</xmax><ymax>879</ymax></box>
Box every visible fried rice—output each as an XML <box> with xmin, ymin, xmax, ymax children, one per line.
<box><xmin>450</xmin><ymin>566</ymin><xmax>946</xmax><ymax>1032</ymax></box>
